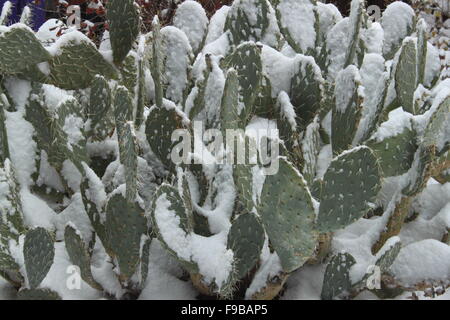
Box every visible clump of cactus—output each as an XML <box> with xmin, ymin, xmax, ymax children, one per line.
<box><xmin>0</xmin><ymin>0</ymin><xmax>448</xmax><ymax>300</ymax></box>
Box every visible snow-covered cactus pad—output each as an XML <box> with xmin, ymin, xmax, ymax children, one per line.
<box><xmin>0</xmin><ymin>0</ymin><xmax>448</xmax><ymax>300</ymax></box>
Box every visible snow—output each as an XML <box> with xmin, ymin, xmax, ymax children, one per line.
<box><xmin>334</xmin><ymin>65</ymin><xmax>361</xmax><ymax>113</ymax></box>
<box><xmin>277</xmin><ymin>91</ymin><xmax>296</xmax><ymax>131</ymax></box>
<box><xmin>36</xmin><ymin>19</ymin><xmax>66</xmax><ymax>44</ymax></box>
<box><xmin>20</xmin><ymin>189</ymin><xmax>56</xmax><ymax>230</ymax></box>
<box><xmin>5</xmin><ymin>111</ymin><xmax>37</xmax><ymax>187</ymax></box>
<box><xmin>277</xmin><ymin>0</ymin><xmax>316</xmax><ymax>53</ymax></box>
<box><xmin>245</xmin><ymin>238</ymin><xmax>283</xmax><ymax>299</ymax></box>
<box><xmin>370</xmin><ymin>107</ymin><xmax>413</xmax><ymax>142</ymax></box>
<box><xmin>54</xmin><ymin>193</ymin><xmax>92</xmax><ymax>243</ymax></box>
<box><xmin>381</xmin><ymin>2</ymin><xmax>415</xmax><ymax>58</ymax></box>
<box><xmin>326</xmin><ymin>18</ymin><xmax>350</xmax><ymax>80</ymax></box>
<box><xmin>0</xmin><ymin>1</ymin><xmax>12</xmax><ymax>25</ymax></box>
<box><xmin>39</xmin><ymin>242</ymin><xmax>101</xmax><ymax>299</ymax></box>
<box><xmin>362</xmin><ymin>22</ymin><xmax>384</xmax><ymax>55</ymax></box>
<box><xmin>3</xmin><ymin>78</ymin><xmax>31</xmax><ymax>111</ymax></box>
<box><xmin>61</xmin><ymin>160</ymin><xmax>82</xmax><ymax>192</ymax></box>
<box><xmin>315</xmin><ymin>144</ymin><xmax>332</xmax><ymax>181</ymax></box>
<box><xmin>261</xmin><ymin>45</ymin><xmax>322</xmax><ymax>98</ymax></box>
<box><xmin>46</xmin><ymin>30</ymin><xmax>96</xmax><ymax>56</ymax></box>
<box><xmin>354</xmin><ymin>54</ymin><xmax>388</xmax><ymax>143</ymax></box>
<box><xmin>161</xmin><ymin>26</ymin><xmax>193</xmax><ymax>104</ymax></box>
<box><xmin>153</xmin><ymin>185</ymin><xmax>234</xmax><ymax>290</ymax></box>
<box><xmin>139</xmin><ymin>241</ymin><xmax>197</xmax><ymax>300</ymax></box>
<box><xmin>173</xmin><ymin>0</ymin><xmax>209</xmax><ymax>53</ymax></box>
<box><xmin>391</xmin><ymin>240</ymin><xmax>450</xmax><ymax>287</ymax></box>
<box><xmin>316</xmin><ymin>2</ymin><xmax>342</xmax><ymax>42</ymax></box>
<box><xmin>205</xmin><ymin>6</ymin><xmax>230</xmax><ymax>45</ymax></box>
<box><xmin>282</xmin><ymin>264</ymin><xmax>325</xmax><ymax>300</ymax></box>
<box><xmin>424</xmin><ymin>42</ymin><xmax>441</xmax><ymax>87</ymax></box>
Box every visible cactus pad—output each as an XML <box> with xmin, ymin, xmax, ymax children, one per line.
<box><xmin>258</xmin><ymin>157</ymin><xmax>318</xmax><ymax>273</ymax></box>
<box><xmin>321</xmin><ymin>252</ymin><xmax>356</xmax><ymax>300</ymax></box>
<box><xmin>105</xmin><ymin>193</ymin><xmax>147</xmax><ymax>281</ymax></box>
<box><xmin>317</xmin><ymin>147</ymin><xmax>382</xmax><ymax>232</ymax></box>
<box><xmin>64</xmin><ymin>224</ymin><xmax>102</xmax><ymax>290</ymax></box>
<box><xmin>107</xmin><ymin>0</ymin><xmax>140</xmax><ymax>65</ymax></box>
<box><xmin>227</xmin><ymin>213</ymin><xmax>265</xmax><ymax>280</ymax></box>
<box><xmin>23</xmin><ymin>227</ymin><xmax>55</xmax><ymax>289</ymax></box>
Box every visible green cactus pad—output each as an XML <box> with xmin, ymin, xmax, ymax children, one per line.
<box><xmin>26</xmin><ymin>86</ymin><xmax>87</xmax><ymax>172</ymax></box>
<box><xmin>150</xmin><ymin>184</ymin><xmax>198</xmax><ymax>272</ymax></box>
<box><xmin>87</xmin><ymin>75</ymin><xmax>114</xmax><ymax>141</ymax></box>
<box><xmin>0</xmin><ymin>160</ymin><xmax>24</xmax><ymax>237</ymax></box>
<box><xmin>49</xmin><ymin>36</ymin><xmax>116</xmax><ymax>90</ymax></box>
<box><xmin>220</xmin><ymin>69</ymin><xmax>241</xmax><ymax>135</ymax></box>
<box><xmin>331</xmin><ymin>66</ymin><xmax>363</xmax><ymax>154</ymax></box>
<box><xmin>117</xmin><ymin>122</ymin><xmax>138</xmax><ymax>203</ymax></box>
<box><xmin>23</xmin><ymin>227</ymin><xmax>55</xmax><ymax>289</ymax></box>
<box><xmin>402</xmin><ymin>146</ymin><xmax>435</xmax><ymax>197</ymax></box>
<box><xmin>139</xmin><ymin>237</ymin><xmax>152</xmax><ymax>288</ymax></box>
<box><xmin>395</xmin><ymin>39</ymin><xmax>417</xmax><ymax>114</ymax></box>
<box><xmin>222</xmin><ymin>42</ymin><xmax>263</xmax><ymax>124</ymax></box>
<box><xmin>275</xmin><ymin>0</ymin><xmax>318</xmax><ymax>55</ymax></box>
<box><xmin>56</xmin><ymin>98</ymin><xmax>89</xmax><ymax>172</ymax></box>
<box><xmin>136</xmin><ymin>59</ymin><xmax>146</xmax><ymax>127</ymax></box>
<box><xmin>317</xmin><ymin>146</ymin><xmax>382</xmax><ymax>232</ymax></box>
<box><xmin>253</xmin><ymin>75</ymin><xmax>276</xmax><ymax>118</ymax></box>
<box><xmin>64</xmin><ymin>224</ymin><xmax>102</xmax><ymax>290</ymax></box>
<box><xmin>80</xmin><ymin>170</ymin><xmax>108</xmax><ymax>252</ymax></box>
<box><xmin>0</xmin><ymin>223</ymin><xmax>22</xmax><ymax>283</ymax></box>
<box><xmin>423</xmin><ymin>96</ymin><xmax>450</xmax><ymax>155</ymax></box>
<box><xmin>0</xmin><ymin>93</ymin><xmax>10</xmax><ymax>164</ymax></box>
<box><xmin>321</xmin><ymin>252</ymin><xmax>356</xmax><ymax>300</ymax></box>
<box><xmin>225</xmin><ymin>0</ymin><xmax>272</xmax><ymax>46</ymax></box>
<box><xmin>145</xmin><ymin>101</ymin><xmax>189</xmax><ymax>171</ymax></box>
<box><xmin>105</xmin><ymin>192</ymin><xmax>147</xmax><ymax>281</ymax></box>
<box><xmin>258</xmin><ymin>157</ymin><xmax>318</xmax><ymax>273</ymax></box>
<box><xmin>188</xmin><ymin>55</ymin><xmax>212</xmax><ymax>120</ymax></box>
<box><xmin>381</xmin><ymin>2</ymin><xmax>415</xmax><ymax>60</ymax></box>
<box><xmin>161</xmin><ymin>26</ymin><xmax>193</xmax><ymax>105</ymax></box>
<box><xmin>0</xmin><ymin>161</ymin><xmax>24</xmax><ymax>283</ymax></box>
<box><xmin>301</xmin><ymin>116</ymin><xmax>321</xmax><ymax>185</ymax></box>
<box><xmin>120</xmin><ymin>53</ymin><xmax>139</xmax><ymax>97</ymax></box>
<box><xmin>290</xmin><ymin>57</ymin><xmax>323</xmax><ymax>129</ymax></box>
<box><xmin>227</xmin><ymin>213</ymin><xmax>265</xmax><ymax>280</ymax></box>
<box><xmin>107</xmin><ymin>0</ymin><xmax>140</xmax><ymax>65</ymax></box>
<box><xmin>150</xmin><ymin>16</ymin><xmax>164</xmax><ymax>108</ymax></box>
<box><xmin>375</xmin><ymin>239</ymin><xmax>401</xmax><ymax>273</ymax></box>
<box><xmin>233</xmin><ymin>161</ymin><xmax>255</xmax><ymax>213</ymax></box>
<box><xmin>367</xmin><ymin>126</ymin><xmax>417</xmax><ymax>177</ymax></box>
<box><xmin>344</xmin><ymin>0</ymin><xmax>364</xmax><ymax>68</ymax></box>
<box><xmin>17</xmin><ymin>288</ymin><xmax>62</xmax><ymax>300</ymax></box>
<box><xmin>0</xmin><ymin>25</ymin><xmax>51</xmax><ymax>76</ymax></box>
<box><xmin>416</xmin><ymin>19</ymin><xmax>427</xmax><ymax>86</ymax></box>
